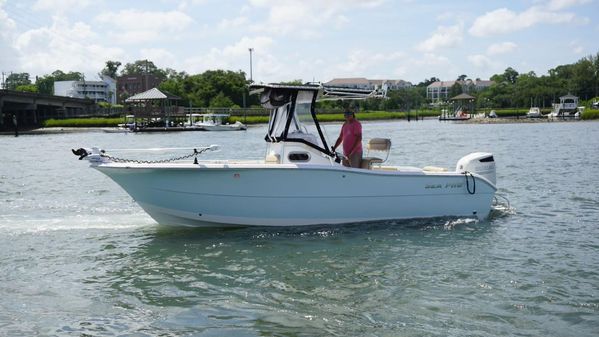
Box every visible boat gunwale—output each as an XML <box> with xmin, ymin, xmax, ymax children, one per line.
<box><xmin>92</xmin><ymin>161</ymin><xmax>497</xmax><ymax>190</ymax></box>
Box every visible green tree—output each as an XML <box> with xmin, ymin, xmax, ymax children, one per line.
<box><xmin>99</xmin><ymin>60</ymin><xmax>121</xmax><ymax>79</ymax></box>
<box><xmin>120</xmin><ymin>59</ymin><xmax>167</xmax><ymax>80</ymax></box>
<box><xmin>35</xmin><ymin>70</ymin><xmax>83</xmax><ymax>94</ymax></box>
<box><xmin>189</xmin><ymin>70</ymin><xmax>249</xmax><ymax>107</ymax></box>
<box><xmin>158</xmin><ymin>69</ymin><xmax>252</xmax><ymax>107</ymax></box>
<box><xmin>281</xmin><ymin>79</ymin><xmax>303</xmax><ymax>85</ymax></box>
<box><xmin>417</xmin><ymin>77</ymin><xmax>439</xmax><ymax>87</ymax></box>
<box><xmin>382</xmin><ymin>87</ymin><xmax>426</xmax><ymax>110</ymax></box>
<box><xmin>449</xmin><ymin>82</ymin><xmax>463</xmax><ymax>98</ymax></box>
<box><xmin>500</xmin><ymin>67</ymin><xmax>519</xmax><ymax>84</ymax></box>
<box><xmin>209</xmin><ymin>92</ymin><xmax>236</xmax><ymax>107</ymax></box>
<box><xmin>15</xmin><ymin>84</ymin><xmax>38</xmax><ymax>93</ymax></box>
<box><xmin>5</xmin><ymin>72</ymin><xmax>31</xmax><ymax>90</ymax></box>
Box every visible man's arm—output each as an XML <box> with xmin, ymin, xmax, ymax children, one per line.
<box><xmin>332</xmin><ymin>126</ymin><xmax>344</xmax><ymax>151</ymax></box>
<box><xmin>333</xmin><ymin>136</ymin><xmax>342</xmax><ymax>150</ymax></box>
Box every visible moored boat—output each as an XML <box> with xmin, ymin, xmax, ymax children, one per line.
<box><xmin>526</xmin><ymin>107</ymin><xmax>542</xmax><ymax>118</ymax></box>
<box><xmin>547</xmin><ymin>94</ymin><xmax>581</xmax><ymax>119</ymax></box>
<box><xmin>189</xmin><ymin>113</ymin><xmax>247</xmax><ymax>131</ymax></box>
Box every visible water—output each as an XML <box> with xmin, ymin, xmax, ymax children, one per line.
<box><xmin>1</xmin><ymin>120</ymin><xmax>598</xmax><ymax>336</ymax></box>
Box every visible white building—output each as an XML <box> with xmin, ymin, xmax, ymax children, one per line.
<box><xmin>325</xmin><ymin>78</ymin><xmax>412</xmax><ymax>91</ymax></box>
<box><xmin>54</xmin><ymin>76</ymin><xmax>116</xmax><ymax>104</ymax></box>
<box><xmin>427</xmin><ymin>79</ymin><xmax>494</xmax><ymax>103</ymax></box>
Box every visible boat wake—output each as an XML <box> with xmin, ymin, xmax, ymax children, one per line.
<box><xmin>489</xmin><ymin>194</ymin><xmax>515</xmax><ymax>219</ymax></box>
<box><xmin>0</xmin><ymin>213</ymin><xmax>156</xmax><ymax>234</ymax></box>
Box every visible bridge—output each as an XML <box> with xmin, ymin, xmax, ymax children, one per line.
<box><xmin>0</xmin><ymin>90</ymin><xmax>96</xmax><ymax>130</ymax></box>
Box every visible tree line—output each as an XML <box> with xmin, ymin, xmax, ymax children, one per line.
<box><xmin>3</xmin><ymin>52</ymin><xmax>598</xmax><ymax>110</ymax></box>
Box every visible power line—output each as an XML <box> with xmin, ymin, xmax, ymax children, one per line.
<box><xmin>2</xmin><ymin>3</ymin><xmax>91</xmax><ymax>50</ymax></box>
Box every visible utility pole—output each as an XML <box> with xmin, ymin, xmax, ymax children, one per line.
<box><xmin>248</xmin><ymin>48</ymin><xmax>254</xmax><ymax>83</ymax></box>
<box><xmin>144</xmin><ymin>59</ymin><xmax>149</xmax><ymax>91</ymax></box>
<box><xmin>82</xmin><ymin>73</ymin><xmax>87</xmax><ymax>99</ymax></box>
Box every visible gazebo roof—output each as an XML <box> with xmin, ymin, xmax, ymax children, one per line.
<box><xmin>450</xmin><ymin>93</ymin><xmax>476</xmax><ymax>101</ymax></box>
<box><xmin>559</xmin><ymin>94</ymin><xmax>578</xmax><ymax>99</ymax></box>
<box><xmin>125</xmin><ymin>88</ymin><xmax>180</xmax><ymax>102</ymax></box>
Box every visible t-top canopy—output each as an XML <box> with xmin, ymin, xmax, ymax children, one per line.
<box><xmin>250</xmin><ymin>83</ymin><xmax>384</xmax><ymax>108</ymax></box>
<box><xmin>250</xmin><ymin>83</ymin><xmax>384</xmax><ymax>157</ymax></box>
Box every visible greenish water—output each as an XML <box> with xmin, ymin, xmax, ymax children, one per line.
<box><xmin>1</xmin><ymin>120</ymin><xmax>598</xmax><ymax>336</ymax></box>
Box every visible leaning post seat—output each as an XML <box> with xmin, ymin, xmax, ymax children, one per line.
<box><xmin>360</xmin><ymin>138</ymin><xmax>391</xmax><ymax>169</ymax></box>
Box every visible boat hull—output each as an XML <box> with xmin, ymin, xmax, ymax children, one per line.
<box><xmin>94</xmin><ymin>164</ymin><xmax>496</xmax><ymax>227</ymax></box>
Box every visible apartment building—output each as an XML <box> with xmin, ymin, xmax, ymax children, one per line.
<box><xmin>53</xmin><ymin>75</ymin><xmax>116</xmax><ymax>104</ymax></box>
<box><xmin>325</xmin><ymin>78</ymin><xmax>412</xmax><ymax>91</ymax></box>
<box><xmin>426</xmin><ymin>79</ymin><xmax>494</xmax><ymax>103</ymax></box>
<box><xmin>116</xmin><ymin>73</ymin><xmax>163</xmax><ymax>104</ymax></box>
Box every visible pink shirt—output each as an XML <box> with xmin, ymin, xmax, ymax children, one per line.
<box><xmin>341</xmin><ymin>120</ymin><xmax>362</xmax><ymax>156</ymax></box>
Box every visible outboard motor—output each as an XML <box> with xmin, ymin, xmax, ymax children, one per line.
<box><xmin>456</xmin><ymin>152</ymin><xmax>496</xmax><ymax>185</ymax></box>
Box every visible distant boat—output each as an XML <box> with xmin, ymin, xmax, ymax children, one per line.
<box><xmin>439</xmin><ymin>93</ymin><xmax>475</xmax><ymax>121</ymax></box>
<box><xmin>439</xmin><ymin>106</ymin><xmax>471</xmax><ymax>121</ymax></box>
<box><xmin>188</xmin><ymin>113</ymin><xmax>247</xmax><ymax>131</ymax></box>
<box><xmin>547</xmin><ymin>94</ymin><xmax>580</xmax><ymax>119</ymax></box>
<box><xmin>526</xmin><ymin>107</ymin><xmax>542</xmax><ymax>118</ymax></box>
<box><xmin>487</xmin><ymin>110</ymin><xmax>497</xmax><ymax>118</ymax></box>
<box><xmin>104</xmin><ymin>115</ymin><xmax>135</xmax><ymax>133</ymax></box>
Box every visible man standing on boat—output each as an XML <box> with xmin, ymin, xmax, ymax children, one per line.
<box><xmin>332</xmin><ymin>107</ymin><xmax>363</xmax><ymax>168</ymax></box>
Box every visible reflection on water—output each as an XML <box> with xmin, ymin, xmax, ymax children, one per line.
<box><xmin>1</xmin><ymin>120</ymin><xmax>598</xmax><ymax>336</ymax></box>
<box><xmin>81</xmin><ymin>219</ymin><xmax>496</xmax><ymax>335</ymax></box>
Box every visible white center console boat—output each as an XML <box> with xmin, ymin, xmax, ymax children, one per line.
<box><xmin>73</xmin><ymin>84</ymin><xmax>497</xmax><ymax>227</ymax></box>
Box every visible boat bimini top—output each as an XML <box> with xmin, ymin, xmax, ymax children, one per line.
<box><xmin>250</xmin><ymin>83</ymin><xmax>384</xmax><ymax>162</ymax></box>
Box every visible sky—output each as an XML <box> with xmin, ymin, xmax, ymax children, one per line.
<box><xmin>0</xmin><ymin>0</ymin><xmax>597</xmax><ymax>84</ymax></box>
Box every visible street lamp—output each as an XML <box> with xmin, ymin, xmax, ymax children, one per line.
<box><xmin>248</xmin><ymin>48</ymin><xmax>254</xmax><ymax>83</ymax></box>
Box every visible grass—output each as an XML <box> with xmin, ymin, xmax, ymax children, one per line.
<box><xmin>43</xmin><ymin>118</ymin><xmax>123</xmax><ymax>127</ymax></box>
<box><xmin>230</xmin><ymin>110</ymin><xmax>438</xmax><ymax>124</ymax></box>
<box><xmin>43</xmin><ymin>108</ymin><xmax>598</xmax><ymax>127</ymax></box>
<box><xmin>491</xmin><ymin>109</ymin><xmax>528</xmax><ymax>117</ymax></box>
<box><xmin>582</xmin><ymin>109</ymin><xmax>599</xmax><ymax>120</ymax></box>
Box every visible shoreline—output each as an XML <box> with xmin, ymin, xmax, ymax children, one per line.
<box><xmin>0</xmin><ymin>117</ymin><xmax>592</xmax><ymax>135</ymax></box>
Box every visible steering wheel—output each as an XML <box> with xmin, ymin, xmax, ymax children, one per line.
<box><xmin>331</xmin><ymin>148</ymin><xmax>345</xmax><ymax>164</ymax></box>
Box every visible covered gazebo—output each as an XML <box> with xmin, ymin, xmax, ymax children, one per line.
<box><xmin>125</xmin><ymin>88</ymin><xmax>181</xmax><ymax>128</ymax></box>
<box><xmin>450</xmin><ymin>93</ymin><xmax>476</xmax><ymax>118</ymax></box>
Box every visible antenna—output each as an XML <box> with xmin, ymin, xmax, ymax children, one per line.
<box><xmin>319</xmin><ymin>85</ymin><xmax>386</xmax><ymax>101</ymax></box>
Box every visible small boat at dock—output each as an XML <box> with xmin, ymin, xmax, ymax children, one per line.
<box><xmin>187</xmin><ymin>113</ymin><xmax>247</xmax><ymax>131</ymax></box>
<box><xmin>526</xmin><ymin>107</ymin><xmax>542</xmax><ymax>118</ymax></box>
<box><xmin>439</xmin><ymin>93</ymin><xmax>476</xmax><ymax>121</ymax></box>
<box><xmin>547</xmin><ymin>94</ymin><xmax>581</xmax><ymax>119</ymax></box>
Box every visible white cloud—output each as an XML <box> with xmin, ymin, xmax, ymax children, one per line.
<box><xmin>182</xmin><ymin>36</ymin><xmax>275</xmax><ymax>78</ymax></box>
<box><xmin>468</xmin><ymin>54</ymin><xmax>495</xmax><ymax>68</ymax></box>
<box><xmin>95</xmin><ymin>10</ymin><xmax>194</xmax><ymax>44</ymax></box>
<box><xmin>546</xmin><ymin>0</ymin><xmax>591</xmax><ymax>10</ymax></box>
<box><xmin>13</xmin><ymin>16</ymin><xmax>124</xmax><ymax>78</ymax></box>
<box><xmin>139</xmin><ymin>48</ymin><xmax>177</xmax><ymax>69</ymax></box>
<box><xmin>0</xmin><ymin>3</ymin><xmax>19</xmax><ymax>73</ymax></box>
<box><xmin>487</xmin><ymin>42</ymin><xmax>517</xmax><ymax>55</ymax></box>
<box><xmin>248</xmin><ymin>0</ymin><xmax>384</xmax><ymax>38</ymax></box>
<box><xmin>416</xmin><ymin>23</ymin><xmax>463</xmax><ymax>52</ymax></box>
<box><xmin>334</xmin><ymin>50</ymin><xmax>406</xmax><ymax>77</ymax></box>
<box><xmin>218</xmin><ymin>16</ymin><xmax>249</xmax><ymax>31</ymax></box>
<box><xmin>0</xmin><ymin>3</ymin><xmax>16</xmax><ymax>38</ymax></box>
<box><xmin>176</xmin><ymin>0</ymin><xmax>209</xmax><ymax>11</ymax></box>
<box><xmin>469</xmin><ymin>7</ymin><xmax>575</xmax><ymax>37</ymax></box>
<box><xmin>570</xmin><ymin>40</ymin><xmax>585</xmax><ymax>54</ymax></box>
<box><xmin>400</xmin><ymin>53</ymin><xmax>458</xmax><ymax>82</ymax></box>
<box><xmin>32</xmin><ymin>0</ymin><xmax>95</xmax><ymax>13</ymax></box>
